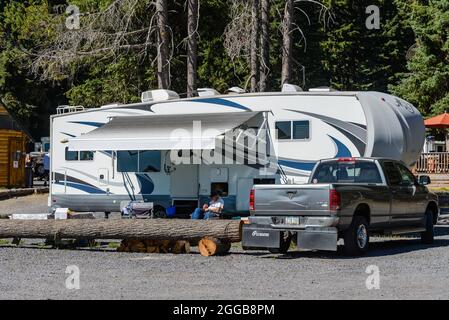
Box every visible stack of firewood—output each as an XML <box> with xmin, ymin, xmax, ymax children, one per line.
<box><xmin>117</xmin><ymin>239</ymin><xmax>190</xmax><ymax>254</ymax></box>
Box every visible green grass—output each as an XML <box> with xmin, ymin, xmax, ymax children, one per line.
<box><xmin>107</xmin><ymin>242</ymin><xmax>120</xmax><ymax>249</ymax></box>
<box><xmin>0</xmin><ymin>239</ymin><xmax>10</xmax><ymax>245</ymax></box>
<box><xmin>428</xmin><ymin>187</ymin><xmax>449</xmax><ymax>192</ymax></box>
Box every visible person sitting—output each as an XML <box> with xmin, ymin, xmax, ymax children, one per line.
<box><xmin>191</xmin><ymin>191</ymin><xmax>224</xmax><ymax>220</ymax></box>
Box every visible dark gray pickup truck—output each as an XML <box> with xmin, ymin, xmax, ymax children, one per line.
<box><xmin>242</xmin><ymin>157</ymin><xmax>439</xmax><ymax>256</ymax></box>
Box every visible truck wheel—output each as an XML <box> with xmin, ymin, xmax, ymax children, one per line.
<box><xmin>343</xmin><ymin>216</ymin><xmax>369</xmax><ymax>256</ymax></box>
<box><xmin>268</xmin><ymin>232</ymin><xmax>291</xmax><ymax>254</ymax></box>
<box><xmin>421</xmin><ymin>209</ymin><xmax>434</xmax><ymax>244</ymax></box>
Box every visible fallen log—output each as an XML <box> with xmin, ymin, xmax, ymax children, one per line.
<box><xmin>0</xmin><ymin>219</ymin><xmax>242</xmax><ymax>243</ymax></box>
<box><xmin>198</xmin><ymin>237</ymin><xmax>232</xmax><ymax>256</ymax></box>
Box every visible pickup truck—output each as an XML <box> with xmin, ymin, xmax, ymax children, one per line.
<box><xmin>242</xmin><ymin>157</ymin><xmax>439</xmax><ymax>256</ymax></box>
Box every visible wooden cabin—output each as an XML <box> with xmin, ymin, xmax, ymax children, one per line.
<box><xmin>0</xmin><ymin>103</ymin><xmax>32</xmax><ymax>187</ymax></box>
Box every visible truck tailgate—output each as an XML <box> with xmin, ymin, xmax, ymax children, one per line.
<box><xmin>253</xmin><ymin>184</ymin><xmax>332</xmax><ymax>216</ymax></box>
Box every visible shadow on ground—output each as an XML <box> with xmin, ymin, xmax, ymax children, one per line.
<box><xmin>241</xmin><ymin>226</ymin><xmax>449</xmax><ymax>260</ymax></box>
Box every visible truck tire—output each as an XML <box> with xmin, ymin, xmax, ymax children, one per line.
<box><xmin>421</xmin><ymin>209</ymin><xmax>434</xmax><ymax>244</ymax></box>
<box><xmin>268</xmin><ymin>232</ymin><xmax>291</xmax><ymax>254</ymax></box>
<box><xmin>343</xmin><ymin>216</ymin><xmax>369</xmax><ymax>256</ymax></box>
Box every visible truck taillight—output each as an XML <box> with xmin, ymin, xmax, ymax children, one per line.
<box><xmin>249</xmin><ymin>189</ymin><xmax>255</xmax><ymax>211</ymax></box>
<box><xmin>329</xmin><ymin>189</ymin><xmax>341</xmax><ymax>211</ymax></box>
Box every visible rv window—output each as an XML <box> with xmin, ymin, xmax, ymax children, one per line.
<box><xmin>117</xmin><ymin>150</ymin><xmax>139</xmax><ymax>172</ymax></box>
<box><xmin>80</xmin><ymin>151</ymin><xmax>94</xmax><ymax>161</ymax></box>
<box><xmin>293</xmin><ymin>121</ymin><xmax>310</xmax><ymax>140</ymax></box>
<box><xmin>139</xmin><ymin>151</ymin><xmax>161</xmax><ymax>172</ymax></box>
<box><xmin>211</xmin><ymin>182</ymin><xmax>229</xmax><ymax>197</ymax></box>
<box><xmin>65</xmin><ymin>147</ymin><xmax>78</xmax><ymax>161</ymax></box>
<box><xmin>117</xmin><ymin>150</ymin><xmax>161</xmax><ymax>172</ymax></box>
<box><xmin>275</xmin><ymin>121</ymin><xmax>291</xmax><ymax>140</ymax></box>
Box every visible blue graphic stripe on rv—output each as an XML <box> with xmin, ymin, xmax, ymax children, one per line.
<box><xmin>278</xmin><ymin>159</ymin><xmax>316</xmax><ymax>171</ymax></box>
<box><xmin>68</xmin><ymin>121</ymin><xmax>105</xmax><ymax>127</ymax></box>
<box><xmin>278</xmin><ymin>135</ymin><xmax>352</xmax><ymax>172</ymax></box>
<box><xmin>60</xmin><ymin>132</ymin><xmax>76</xmax><ymax>137</ymax></box>
<box><xmin>329</xmin><ymin>135</ymin><xmax>352</xmax><ymax>158</ymax></box>
<box><xmin>55</xmin><ymin>181</ymin><xmax>108</xmax><ymax>194</ymax></box>
<box><xmin>192</xmin><ymin>98</ymin><xmax>251</xmax><ymax>111</ymax></box>
<box><xmin>285</xmin><ymin>109</ymin><xmax>366</xmax><ymax>156</ymax></box>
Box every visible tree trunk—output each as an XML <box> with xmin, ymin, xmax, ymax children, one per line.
<box><xmin>259</xmin><ymin>0</ymin><xmax>270</xmax><ymax>92</ymax></box>
<box><xmin>0</xmin><ymin>219</ymin><xmax>243</xmax><ymax>242</ymax></box>
<box><xmin>281</xmin><ymin>0</ymin><xmax>294</xmax><ymax>85</ymax></box>
<box><xmin>198</xmin><ymin>237</ymin><xmax>231</xmax><ymax>256</ymax></box>
<box><xmin>156</xmin><ymin>0</ymin><xmax>170</xmax><ymax>89</ymax></box>
<box><xmin>250</xmin><ymin>0</ymin><xmax>260</xmax><ymax>92</ymax></box>
<box><xmin>187</xmin><ymin>0</ymin><xmax>199</xmax><ymax>97</ymax></box>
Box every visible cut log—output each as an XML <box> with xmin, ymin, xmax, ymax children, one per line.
<box><xmin>0</xmin><ymin>219</ymin><xmax>242</xmax><ymax>243</ymax></box>
<box><xmin>198</xmin><ymin>237</ymin><xmax>232</xmax><ymax>256</ymax></box>
<box><xmin>172</xmin><ymin>240</ymin><xmax>190</xmax><ymax>254</ymax></box>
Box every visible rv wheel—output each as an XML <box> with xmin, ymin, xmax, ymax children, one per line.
<box><xmin>153</xmin><ymin>206</ymin><xmax>167</xmax><ymax>219</ymax></box>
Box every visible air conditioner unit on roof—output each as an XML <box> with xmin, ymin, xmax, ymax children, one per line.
<box><xmin>141</xmin><ymin>89</ymin><xmax>180</xmax><ymax>103</ymax></box>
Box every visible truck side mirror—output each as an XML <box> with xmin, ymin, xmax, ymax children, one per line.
<box><xmin>419</xmin><ymin>175</ymin><xmax>431</xmax><ymax>185</ymax></box>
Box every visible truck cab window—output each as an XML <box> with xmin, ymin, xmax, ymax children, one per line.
<box><xmin>395</xmin><ymin>163</ymin><xmax>416</xmax><ymax>186</ymax></box>
<box><xmin>383</xmin><ymin>162</ymin><xmax>402</xmax><ymax>186</ymax></box>
<box><xmin>311</xmin><ymin>161</ymin><xmax>381</xmax><ymax>184</ymax></box>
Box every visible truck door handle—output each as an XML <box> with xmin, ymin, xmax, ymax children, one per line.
<box><xmin>287</xmin><ymin>190</ymin><xmax>297</xmax><ymax>194</ymax></box>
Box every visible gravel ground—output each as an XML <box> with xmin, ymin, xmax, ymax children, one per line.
<box><xmin>1</xmin><ymin>195</ymin><xmax>449</xmax><ymax>300</ymax></box>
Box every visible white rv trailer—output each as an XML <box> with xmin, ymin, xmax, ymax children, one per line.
<box><xmin>49</xmin><ymin>90</ymin><xmax>425</xmax><ymax>216</ymax></box>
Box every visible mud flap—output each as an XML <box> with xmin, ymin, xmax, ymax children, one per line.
<box><xmin>242</xmin><ymin>224</ymin><xmax>281</xmax><ymax>249</ymax></box>
<box><xmin>297</xmin><ymin>227</ymin><xmax>338</xmax><ymax>251</ymax></box>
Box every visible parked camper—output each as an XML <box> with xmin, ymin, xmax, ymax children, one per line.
<box><xmin>48</xmin><ymin>90</ymin><xmax>425</xmax><ymax>216</ymax></box>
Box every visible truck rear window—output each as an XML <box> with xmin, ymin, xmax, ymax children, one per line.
<box><xmin>311</xmin><ymin>161</ymin><xmax>382</xmax><ymax>184</ymax></box>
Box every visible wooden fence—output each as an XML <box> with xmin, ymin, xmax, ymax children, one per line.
<box><xmin>416</xmin><ymin>152</ymin><xmax>449</xmax><ymax>173</ymax></box>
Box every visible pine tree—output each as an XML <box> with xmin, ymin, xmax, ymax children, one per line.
<box><xmin>391</xmin><ymin>0</ymin><xmax>449</xmax><ymax>116</ymax></box>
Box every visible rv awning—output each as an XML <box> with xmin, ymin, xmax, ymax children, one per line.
<box><xmin>67</xmin><ymin>111</ymin><xmax>262</xmax><ymax>151</ymax></box>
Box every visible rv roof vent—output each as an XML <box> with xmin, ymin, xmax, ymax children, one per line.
<box><xmin>56</xmin><ymin>105</ymin><xmax>85</xmax><ymax>114</ymax></box>
<box><xmin>227</xmin><ymin>86</ymin><xmax>246</xmax><ymax>94</ymax></box>
<box><xmin>281</xmin><ymin>83</ymin><xmax>303</xmax><ymax>92</ymax></box>
<box><xmin>197</xmin><ymin>88</ymin><xmax>220</xmax><ymax>97</ymax></box>
<box><xmin>101</xmin><ymin>103</ymin><xmax>122</xmax><ymax>108</ymax></box>
<box><xmin>308</xmin><ymin>86</ymin><xmax>335</xmax><ymax>92</ymax></box>
<box><xmin>141</xmin><ymin>89</ymin><xmax>180</xmax><ymax>103</ymax></box>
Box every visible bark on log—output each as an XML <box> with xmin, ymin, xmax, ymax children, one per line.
<box><xmin>0</xmin><ymin>219</ymin><xmax>242</xmax><ymax>242</ymax></box>
<box><xmin>198</xmin><ymin>237</ymin><xmax>231</xmax><ymax>256</ymax></box>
